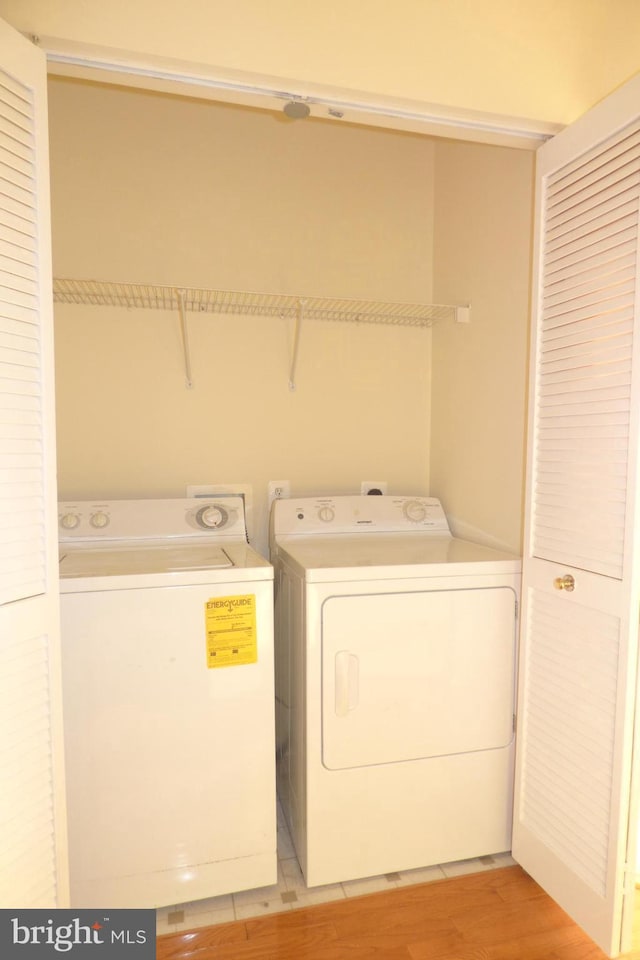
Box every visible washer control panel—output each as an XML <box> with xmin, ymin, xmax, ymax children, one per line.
<box><xmin>58</xmin><ymin>496</ymin><xmax>247</xmax><ymax>542</ymax></box>
<box><xmin>272</xmin><ymin>495</ymin><xmax>451</xmax><ymax>537</ymax></box>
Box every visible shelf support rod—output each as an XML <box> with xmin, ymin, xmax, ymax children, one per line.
<box><xmin>289</xmin><ymin>298</ymin><xmax>305</xmax><ymax>391</ymax></box>
<box><xmin>176</xmin><ymin>289</ymin><xmax>193</xmax><ymax>388</ymax></box>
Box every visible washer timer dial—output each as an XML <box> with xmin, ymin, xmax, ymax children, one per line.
<box><xmin>403</xmin><ymin>499</ymin><xmax>428</xmax><ymax>523</ymax></box>
<box><xmin>60</xmin><ymin>512</ymin><xmax>80</xmax><ymax>530</ymax></box>
<box><xmin>317</xmin><ymin>506</ymin><xmax>335</xmax><ymax>523</ymax></box>
<box><xmin>90</xmin><ymin>511</ymin><xmax>110</xmax><ymax>529</ymax></box>
<box><xmin>196</xmin><ymin>504</ymin><xmax>228</xmax><ymax>529</ymax></box>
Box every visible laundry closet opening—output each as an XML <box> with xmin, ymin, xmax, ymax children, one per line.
<box><xmin>47</xmin><ymin>75</ymin><xmax>533</xmax><ymax>557</ymax></box>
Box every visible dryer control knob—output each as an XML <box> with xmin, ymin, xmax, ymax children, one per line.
<box><xmin>90</xmin><ymin>511</ymin><xmax>110</xmax><ymax>529</ymax></box>
<box><xmin>318</xmin><ymin>506</ymin><xmax>335</xmax><ymax>523</ymax></box>
<box><xmin>197</xmin><ymin>505</ymin><xmax>228</xmax><ymax>529</ymax></box>
<box><xmin>60</xmin><ymin>512</ymin><xmax>80</xmax><ymax>530</ymax></box>
<box><xmin>403</xmin><ymin>499</ymin><xmax>427</xmax><ymax>522</ymax></box>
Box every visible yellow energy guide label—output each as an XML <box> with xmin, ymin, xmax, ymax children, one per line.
<box><xmin>205</xmin><ymin>594</ymin><xmax>257</xmax><ymax>668</ymax></box>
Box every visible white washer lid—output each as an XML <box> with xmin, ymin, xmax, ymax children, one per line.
<box><xmin>58</xmin><ymin>540</ymin><xmax>273</xmax><ymax>592</ymax></box>
<box><xmin>59</xmin><ymin>543</ymin><xmax>233</xmax><ymax>578</ymax></box>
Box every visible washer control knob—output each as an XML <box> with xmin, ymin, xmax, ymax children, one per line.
<box><xmin>90</xmin><ymin>511</ymin><xmax>110</xmax><ymax>529</ymax></box>
<box><xmin>197</xmin><ymin>505</ymin><xmax>228</xmax><ymax>529</ymax></box>
<box><xmin>403</xmin><ymin>499</ymin><xmax>428</xmax><ymax>522</ymax></box>
<box><xmin>60</xmin><ymin>512</ymin><xmax>80</xmax><ymax>530</ymax></box>
<box><xmin>318</xmin><ymin>506</ymin><xmax>335</xmax><ymax>523</ymax></box>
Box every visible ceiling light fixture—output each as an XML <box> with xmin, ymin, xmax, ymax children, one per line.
<box><xmin>283</xmin><ymin>100</ymin><xmax>311</xmax><ymax>119</ymax></box>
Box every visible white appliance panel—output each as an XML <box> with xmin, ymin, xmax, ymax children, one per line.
<box><xmin>58</xmin><ymin>497</ymin><xmax>247</xmax><ymax>541</ymax></box>
<box><xmin>58</xmin><ymin>542</ymin><xmax>271</xmax><ymax>593</ymax></box>
<box><xmin>271</xmin><ymin>495</ymin><xmax>450</xmax><ymax>536</ymax></box>
<box><xmin>275</xmin><ymin>534</ymin><xmax>521</xmax><ymax>581</ymax></box>
<box><xmin>321</xmin><ymin>587</ymin><xmax>516</xmax><ymax>770</ymax></box>
<box><xmin>59</xmin><ymin>542</ymin><xmax>233</xmax><ymax>577</ymax></box>
<box><xmin>62</xmin><ymin>580</ymin><xmax>275</xmax><ymax>905</ymax></box>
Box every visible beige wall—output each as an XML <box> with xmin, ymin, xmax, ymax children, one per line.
<box><xmin>49</xmin><ymin>79</ymin><xmax>436</xmax><ymax>555</ymax></box>
<box><xmin>3</xmin><ymin>1</ymin><xmax>640</xmax><ymax>126</ymax></box>
<box><xmin>431</xmin><ymin>140</ymin><xmax>534</xmax><ymax>552</ymax></box>
<box><xmin>50</xmin><ymin>78</ymin><xmax>534</xmax><ymax>556</ymax></box>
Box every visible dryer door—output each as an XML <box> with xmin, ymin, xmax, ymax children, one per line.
<box><xmin>321</xmin><ymin>587</ymin><xmax>517</xmax><ymax>770</ymax></box>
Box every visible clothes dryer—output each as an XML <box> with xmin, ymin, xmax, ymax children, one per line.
<box><xmin>270</xmin><ymin>495</ymin><xmax>521</xmax><ymax>887</ymax></box>
<box><xmin>58</xmin><ymin>497</ymin><xmax>275</xmax><ymax>908</ymax></box>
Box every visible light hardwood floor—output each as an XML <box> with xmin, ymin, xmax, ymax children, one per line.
<box><xmin>157</xmin><ymin>865</ymin><xmax>640</xmax><ymax>960</ymax></box>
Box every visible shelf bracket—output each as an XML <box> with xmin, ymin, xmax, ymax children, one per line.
<box><xmin>288</xmin><ymin>298</ymin><xmax>305</xmax><ymax>391</ymax></box>
<box><xmin>455</xmin><ymin>305</ymin><xmax>471</xmax><ymax>323</ymax></box>
<box><xmin>176</xmin><ymin>289</ymin><xmax>193</xmax><ymax>388</ymax></box>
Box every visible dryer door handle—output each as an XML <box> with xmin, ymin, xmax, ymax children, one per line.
<box><xmin>335</xmin><ymin>651</ymin><xmax>359</xmax><ymax>717</ymax></box>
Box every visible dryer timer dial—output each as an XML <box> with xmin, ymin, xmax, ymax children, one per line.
<box><xmin>318</xmin><ymin>506</ymin><xmax>335</xmax><ymax>523</ymax></box>
<box><xmin>403</xmin><ymin>499</ymin><xmax>428</xmax><ymax>522</ymax></box>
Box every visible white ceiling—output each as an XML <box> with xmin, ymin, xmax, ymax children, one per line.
<box><xmin>2</xmin><ymin>0</ymin><xmax>639</xmax><ymax>148</ymax></box>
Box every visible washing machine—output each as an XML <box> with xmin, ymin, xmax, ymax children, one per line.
<box><xmin>270</xmin><ymin>495</ymin><xmax>521</xmax><ymax>887</ymax></box>
<box><xmin>58</xmin><ymin>496</ymin><xmax>276</xmax><ymax>908</ymax></box>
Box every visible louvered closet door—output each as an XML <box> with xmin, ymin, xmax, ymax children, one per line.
<box><xmin>512</xmin><ymin>73</ymin><xmax>640</xmax><ymax>958</ymax></box>
<box><xmin>0</xmin><ymin>21</ymin><xmax>68</xmax><ymax>907</ymax></box>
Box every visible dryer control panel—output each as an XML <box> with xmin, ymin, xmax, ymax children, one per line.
<box><xmin>271</xmin><ymin>495</ymin><xmax>451</xmax><ymax>537</ymax></box>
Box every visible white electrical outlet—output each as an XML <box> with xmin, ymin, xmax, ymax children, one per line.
<box><xmin>268</xmin><ymin>480</ymin><xmax>290</xmax><ymax>507</ymax></box>
<box><xmin>361</xmin><ymin>480</ymin><xmax>388</xmax><ymax>495</ymax></box>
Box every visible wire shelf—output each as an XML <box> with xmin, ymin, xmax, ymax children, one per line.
<box><xmin>52</xmin><ymin>278</ymin><xmax>464</xmax><ymax>328</ymax></box>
